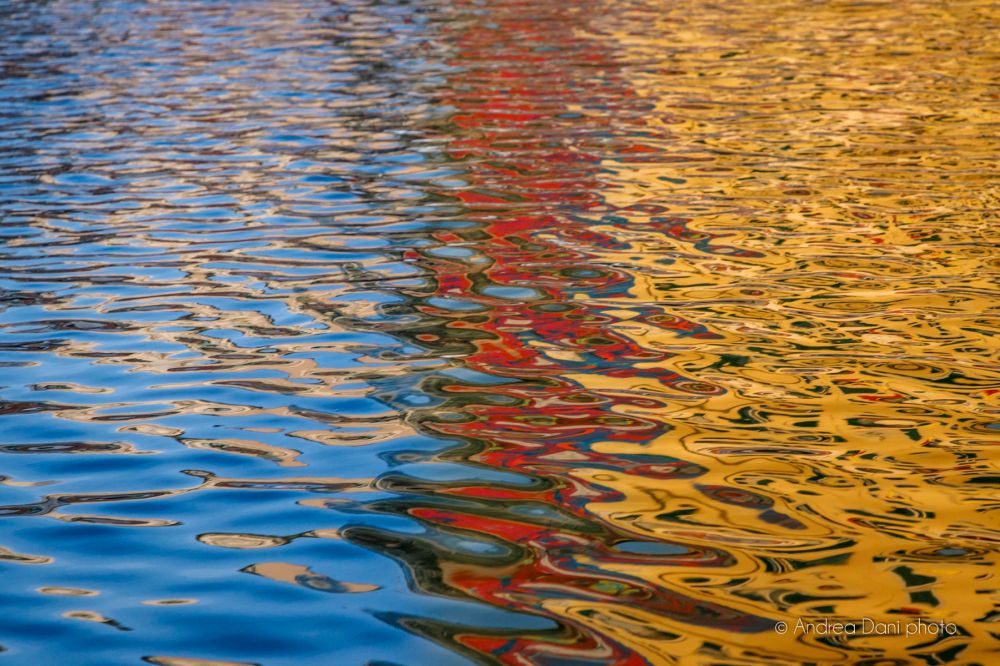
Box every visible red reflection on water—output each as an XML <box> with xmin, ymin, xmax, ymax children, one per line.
<box><xmin>407</xmin><ymin>1</ymin><xmax>771</xmax><ymax>661</ymax></box>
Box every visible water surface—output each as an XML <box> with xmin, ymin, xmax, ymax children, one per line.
<box><xmin>1</xmin><ymin>0</ymin><xmax>998</xmax><ymax>664</ymax></box>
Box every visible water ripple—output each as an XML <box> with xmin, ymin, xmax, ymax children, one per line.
<box><xmin>1</xmin><ymin>0</ymin><xmax>997</xmax><ymax>664</ymax></box>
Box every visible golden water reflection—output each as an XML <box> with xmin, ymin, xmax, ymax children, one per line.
<box><xmin>553</xmin><ymin>0</ymin><xmax>999</xmax><ymax>662</ymax></box>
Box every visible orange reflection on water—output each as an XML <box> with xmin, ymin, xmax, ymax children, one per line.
<box><xmin>394</xmin><ymin>0</ymin><xmax>1000</xmax><ymax>663</ymax></box>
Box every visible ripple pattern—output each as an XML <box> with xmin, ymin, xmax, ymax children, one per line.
<box><xmin>1</xmin><ymin>0</ymin><xmax>998</xmax><ymax>664</ymax></box>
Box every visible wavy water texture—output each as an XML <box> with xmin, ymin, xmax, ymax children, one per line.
<box><xmin>1</xmin><ymin>0</ymin><xmax>998</xmax><ymax>665</ymax></box>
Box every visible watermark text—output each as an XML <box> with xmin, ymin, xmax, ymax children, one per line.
<box><xmin>774</xmin><ymin>617</ymin><xmax>958</xmax><ymax>637</ymax></box>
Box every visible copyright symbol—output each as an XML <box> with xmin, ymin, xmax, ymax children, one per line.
<box><xmin>775</xmin><ymin>621</ymin><xmax>788</xmax><ymax>634</ymax></box>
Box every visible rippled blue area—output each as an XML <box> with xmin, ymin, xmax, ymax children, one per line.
<box><xmin>0</xmin><ymin>1</ymin><xmax>541</xmax><ymax>663</ymax></box>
